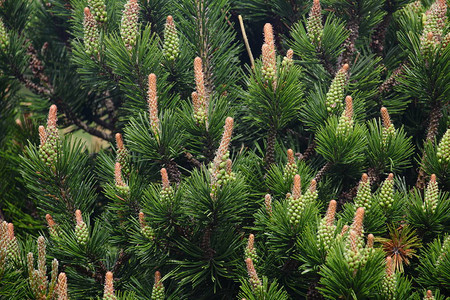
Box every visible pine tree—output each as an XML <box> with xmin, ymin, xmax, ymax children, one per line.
<box><xmin>0</xmin><ymin>0</ymin><xmax>449</xmax><ymax>298</ymax></box>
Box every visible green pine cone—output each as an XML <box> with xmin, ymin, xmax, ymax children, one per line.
<box><xmin>288</xmin><ymin>196</ymin><xmax>306</xmax><ymax>225</ymax></box>
<box><xmin>0</xmin><ymin>18</ymin><xmax>9</xmax><ymax>49</ymax></box>
<box><xmin>151</xmin><ymin>284</ymin><xmax>165</xmax><ymax>300</ymax></box>
<box><xmin>88</xmin><ymin>0</ymin><xmax>107</xmax><ymax>23</ymax></box>
<box><xmin>120</xmin><ymin>0</ymin><xmax>140</xmax><ymax>51</ymax></box>
<box><xmin>437</xmin><ymin>129</ymin><xmax>449</xmax><ymax>164</ymax></box>
<box><xmin>354</xmin><ymin>176</ymin><xmax>371</xmax><ymax>211</ymax></box>
<box><xmin>379</xmin><ymin>175</ymin><xmax>395</xmax><ymax>210</ymax></box>
<box><xmin>325</xmin><ymin>66</ymin><xmax>348</xmax><ymax>114</ymax></box>
<box><xmin>142</xmin><ymin>225</ymin><xmax>155</xmax><ymax>240</ymax></box>
<box><xmin>75</xmin><ymin>222</ymin><xmax>89</xmax><ymax>245</ymax></box>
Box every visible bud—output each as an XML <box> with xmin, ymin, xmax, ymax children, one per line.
<box><xmin>88</xmin><ymin>0</ymin><xmax>107</xmax><ymax>23</ymax></box>
<box><xmin>57</xmin><ymin>273</ymin><xmax>68</xmax><ymax>300</ymax></box>
<box><xmin>39</xmin><ymin>105</ymin><xmax>59</xmax><ymax>169</ymax></box>
<box><xmin>193</xmin><ymin>57</ymin><xmax>209</xmax><ymax>126</ymax></box>
<box><xmin>115</xmin><ymin>162</ymin><xmax>130</xmax><ymax>196</ymax></box>
<box><xmin>340</xmin><ymin>225</ymin><xmax>349</xmax><ymax>236</ymax></box>
<box><xmin>262</xmin><ymin>23</ymin><xmax>276</xmax><ymax>83</ymax></box>
<box><xmin>381</xmin><ymin>107</ymin><xmax>396</xmax><ymax>146</ymax></box>
<box><xmin>263</xmin><ymin>23</ymin><xmax>274</xmax><ymax>48</ymax></box>
<box><xmin>120</xmin><ymin>0</ymin><xmax>140</xmax><ymax>51</ymax></box>
<box><xmin>424</xmin><ymin>290</ymin><xmax>435</xmax><ymax>300</ymax></box>
<box><xmin>163</xmin><ymin>15</ymin><xmax>179</xmax><ymax>61</ymax></box>
<box><xmin>160</xmin><ymin>168</ymin><xmax>174</xmax><ymax>203</ymax></box>
<box><xmin>436</xmin><ymin>235</ymin><xmax>450</xmax><ymax>266</ymax></box>
<box><xmin>317</xmin><ymin>200</ymin><xmax>337</xmax><ymax>251</ymax></box>
<box><xmin>325</xmin><ymin>64</ymin><xmax>349</xmax><ymax>113</ymax></box>
<box><xmin>261</xmin><ymin>43</ymin><xmax>276</xmax><ymax>83</ymax></box>
<box><xmin>244</xmin><ymin>234</ymin><xmax>258</xmax><ymax>265</ymax></box>
<box><xmin>282</xmin><ymin>48</ymin><xmax>294</xmax><ymax>67</ymax></box>
<box><xmin>289</xmin><ymin>175</ymin><xmax>308</xmax><ymax>225</ymax></box>
<box><xmin>103</xmin><ymin>271</ymin><xmax>117</xmax><ymax>300</ymax></box>
<box><xmin>46</xmin><ymin>258</ymin><xmax>59</xmax><ymax>298</ymax></box>
<box><xmin>210</xmin><ymin>117</ymin><xmax>234</xmax><ymax>194</ymax></box>
<box><xmin>302</xmin><ymin>179</ymin><xmax>319</xmax><ymax>206</ymax></box>
<box><xmin>283</xmin><ymin>149</ymin><xmax>297</xmax><ymax>182</ymax></box>
<box><xmin>346</xmin><ymin>229</ymin><xmax>361</xmax><ymax>274</ymax></box>
<box><xmin>147</xmin><ymin>73</ymin><xmax>160</xmax><ymax>136</ymax></box>
<box><xmin>115</xmin><ymin>133</ymin><xmax>130</xmax><ymax>178</ymax></box>
<box><xmin>83</xmin><ymin>7</ymin><xmax>100</xmax><ymax>56</ymax></box>
<box><xmin>382</xmin><ymin>256</ymin><xmax>397</xmax><ymax>299</ymax></box>
<box><xmin>437</xmin><ymin>128</ymin><xmax>449</xmax><ymax>164</ymax></box>
<box><xmin>420</xmin><ymin>0</ymin><xmax>447</xmax><ymax>55</ymax></box>
<box><xmin>6</xmin><ymin>223</ymin><xmax>19</xmax><ymax>261</ymax></box>
<box><xmin>0</xmin><ymin>221</ymin><xmax>7</xmax><ymax>268</ymax></box>
<box><xmin>351</xmin><ymin>207</ymin><xmax>365</xmax><ymax>238</ymax></box>
<box><xmin>75</xmin><ymin>210</ymin><xmax>89</xmax><ymax>246</ymax></box>
<box><xmin>245</xmin><ymin>258</ymin><xmax>262</xmax><ymax>291</ymax></box>
<box><xmin>0</xmin><ymin>18</ymin><xmax>9</xmax><ymax>49</ymax></box>
<box><xmin>354</xmin><ymin>173</ymin><xmax>372</xmax><ymax>211</ymax></box>
<box><xmin>265</xmin><ymin>194</ymin><xmax>273</xmax><ymax>215</ymax></box>
<box><xmin>366</xmin><ymin>234</ymin><xmax>374</xmax><ymax>249</ymax></box>
<box><xmin>139</xmin><ymin>212</ymin><xmax>155</xmax><ymax>240</ymax></box>
<box><xmin>423</xmin><ymin>174</ymin><xmax>438</xmax><ymax>213</ymax></box>
<box><xmin>307</xmin><ymin>0</ymin><xmax>323</xmax><ymax>46</ymax></box>
<box><xmin>336</xmin><ymin>96</ymin><xmax>354</xmax><ymax>136</ymax></box>
<box><xmin>292</xmin><ymin>174</ymin><xmax>302</xmax><ymax>200</ymax></box>
<box><xmin>37</xmin><ymin>236</ymin><xmax>46</xmax><ymax>275</ymax></box>
<box><xmin>379</xmin><ymin>173</ymin><xmax>395</xmax><ymax>210</ymax></box>
<box><xmin>151</xmin><ymin>271</ymin><xmax>165</xmax><ymax>300</ymax></box>
<box><xmin>46</xmin><ymin>214</ymin><xmax>58</xmax><ymax>237</ymax></box>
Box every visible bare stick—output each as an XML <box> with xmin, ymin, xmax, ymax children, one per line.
<box><xmin>238</xmin><ymin>15</ymin><xmax>255</xmax><ymax>69</ymax></box>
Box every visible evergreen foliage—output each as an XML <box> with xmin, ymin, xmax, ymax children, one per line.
<box><xmin>0</xmin><ymin>0</ymin><xmax>449</xmax><ymax>298</ymax></box>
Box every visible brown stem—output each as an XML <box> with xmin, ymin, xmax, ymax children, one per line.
<box><xmin>416</xmin><ymin>102</ymin><xmax>443</xmax><ymax>189</ymax></box>
<box><xmin>302</xmin><ymin>140</ymin><xmax>317</xmax><ymax>161</ymax></box>
<box><xmin>339</xmin><ymin>18</ymin><xmax>360</xmax><ymax>66</ymax></box>
<box><xmin>314</xmin><ymin>161</ymin><xmax>332</xmax><ymax>183</ymax></box>
<box><xmin>12</xmin><ymin>44</ymin><xmax>113</xmax><ymax>141</ymax></box>
<box><xmin>165</xmin><ymin>160</ymin><xmax>181</xmax><ymax>184</ymax></box>
<box><xmin>370</xmin><ymin>13</ymin><xmax>392</xmax><ymax>56</ymax></box>
<box><xmin>184</xmin><ymin>151</ymin><xmax>202</xmax><ymax>168</ymax></box>
<box><xmin>264</xmin><ymin>126</ymin><xmax>277</xmax><ymax>169</ymax></box>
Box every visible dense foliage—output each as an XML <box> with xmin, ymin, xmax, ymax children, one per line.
<box><xmin>0</xmin><ymin>0</ymin><xmax>449</xmax><ymax>299</ymax></box>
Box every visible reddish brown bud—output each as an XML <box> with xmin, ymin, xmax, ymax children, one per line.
<box><xmin>345</xmin><ymin>96</ymin><xmax>353</xmax><ymax>119</ymax></box>
<box><xmin>39</xmin><ymin>125</ymin><xmax>47</xmax><ymax>145</ymax></box>
<box><xmin>292</xmin><ymin>174</ymin><xmax>301</xmax><ymax>200</ymax></box>
<box><xmin>380</xmin><ymin>107</ymin><xmax>391</xmax><ymax>129</ymax></box>
<box><xmin>265</xmin><ymin>194</ymin><xmax>272</xmax><ymax>215</ymax></box>
<box><xmin>115</xmin><ymin>133</ymin><xmax>124</xmax><ymax>150</ymax></box>
<box><xmin>147</xmin><ymin>73</ymin><xmax>159</xmax><ymax>133</ymax></box>
<box><xmin>367</xmin><ymin>233</ymin><xmax>374</xmax><ymax>249</ymax></box>
<box><xmin>154</xmin><ymin>271</ymin><xmax>161</xmax><ymax>284</ymax></box>
<box><xmin>309</xmin><ymin>179</ymin><xmax>317</xmax><ymax>193</ymax></box>
<box><xmin>47</xmin><ymin>105</ymin><xmax>57</xmax><ymax>128</ymax></box>
<box><xmin>161</xmin><ymin>168</ymin><xmax>170</xmax><ymax>189</ymax></box>
<box><xmin>287</xmin><ymin>149</ymin><xmax>295</xmax><ymax>164</ymax></box>
<box><xmin>115</xmin><ymin>162</ymin><xmax>126</xmax><ymax>187</ymax></box>
<box><xmin>247</xmin><ymin>234</ymin><xmax>255</xmax><ymax>250</ymax></box>
<box><xmin>46</xmin><ymin>214</ymin><xmax>55</xmax><ymax>228</ymax></box>
<box><xmin>57</xmin><ymin>272</ymin><xmax>68</xmax><ymax>300</ymax></box>
<box><xmin>75</xmin><ymin>210</ymin><xmax>83</xmax><ymax>225</ymax></box>
<box><xmin>286</xmin><ymin>49</ymin><xmax>293</xmax><ymax>60</ymax></box>
<box><xmin>326</xmin><ymin>200</ymin><xmax>337</xmax><ymax>226</ymax></box>
<box><xmin>352</xmin><ymin>207</ymin><xmax>365</xmax><ymax>237</ymax></box>
<box><xmin>386</xmin><ymin>256</ymin><xmax>394</xmax><ymax>276</ymax></box>
<box><xmin>139</xmin><ymin>212</ymin><xmax>146</xmax><ymax>229</ymax></box>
